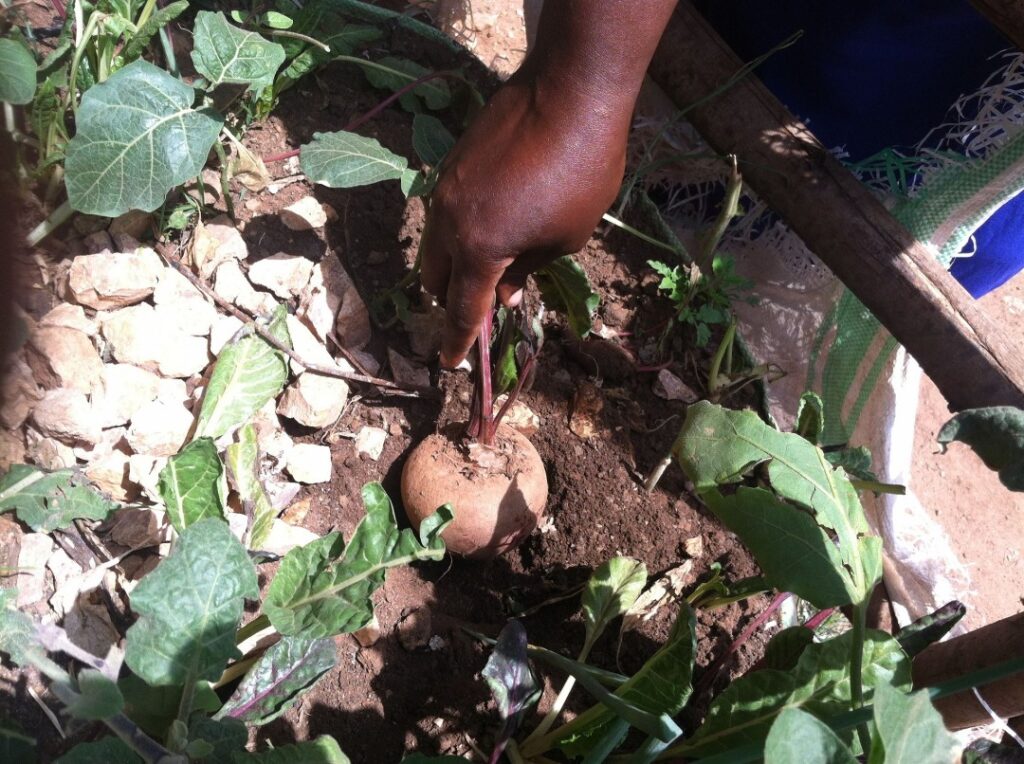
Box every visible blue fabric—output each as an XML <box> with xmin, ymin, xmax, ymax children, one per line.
<box><xmin>694</xmin><ymin>1</ymin><xmax>1024</xmax><ymax>296</ymax></box>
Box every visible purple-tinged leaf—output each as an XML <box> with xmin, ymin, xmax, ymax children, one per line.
<box><xmin>482</xmin><ymin>620</ymin><xmax>541</xmax><ymax>761</ymax></box>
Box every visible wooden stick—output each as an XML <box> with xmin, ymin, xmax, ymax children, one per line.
<box><xmin>648</xmin><ymin>3</ymin><xmax>1024</xmax><ymax>412</ymax></box>
<box><xmin>970</xmin><ymin>0</ymin><xmax>1024</xmax><ymax>51</ymax></box>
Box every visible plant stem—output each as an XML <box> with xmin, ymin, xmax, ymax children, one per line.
<box><xmin>135</xmin><ymin>0</ymin><xmax>157</xmax><ymax>29</ymax></box>
<box><xmin>212</xmin><ymin>140</ymin><xmax>235</xmax><ymax>220</ymax></box>
<box><xmin>67</xmin><ymin>9</ymin><xmax>103</xmax><ymax>113</ymax></box>
<box><xmin>26</xmin><ymin>200</ymin><xmax>73</xmax><ymax>247</ymax></box>
<box><xmin>267</xmin><ymin>28</ymin><xmax>330</xmax><ymax>51</ymax></box>
<box><xmin>707</xmin><ymin>320</ymin><xmax>737</xmax><ymax>400</ymax></box>
<box><xmin>849</xmin><ymin>601</ymin><xmax>872</xmax><ymax>753</ymax></box>
<box><xmin>601</xmin><ymin>212</ymin><xmax>687</xmax><ymax>259</ymax></box>
<box><xmin>173</xmin><ymin>671</ymin><xmax>197</xmax><ymax>740</ymax></box>
<box><xmin>643</xmin><ymin>451</ymin><xmax>674</xmax><ymax>492</ymax></box>
<box><xmin>475</xmin><ymin>311</ymin><xmax>495</xmax><ymax>444</ymax></box>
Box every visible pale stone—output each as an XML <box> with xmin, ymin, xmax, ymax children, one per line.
<box><xmin>494</xmin><ymin>396</ymin><xmax>540</xmax><ymax>437</ymax></box>
<box><xmin>39</xmin><ymin>303</ymin><xmax>97</xmax><ymax>336</ymax></box>
<box><xmin>1</xmin><ymin>354</ymin><xmax>42</xmax><ymax>429</ymax></box>
<box><xmin>252</xmin><ymin>402</ymin><xmax>293</xmax><ymax>465</ymax></box>
<box><xmin>353</xmin><ymin>615</ymin><xmax>381</xmax><ymax>647</ymax></box>
<box><xmin>265</xmin><ymin>477</ymin><xmax>302</xmax><ymax>510</ymax></box>
<box><xmin>27</xmin><ymin>326</ymin><xmax>104</xmax><ymax>394</ymax></box>
<box><xmin>189</xmin><ymin>215</ymin><xmax>248</xmax><ymax>279</ymax></box>
<box><xmin>110</xmin><ymin>232</ymin><xmax>141</xmax><ymax>252</ymax></box>
<box><xmin>335</xmin><ymin>285</ymin><xmax>371</xmax><ymax>350</ymax></box>
<box><xmin>128</xmin><ymin>454</ymin><xmax>167</xmax><ymax>502</ymax></box>
<box><xmin>93</xmin><ymin>364</ymin><xmax>162</xmax><ymax>427</ymax></box>
<box><xmin>85</xmin><ymin>449</ymin><xmax>131</xmax><ymax>501</ymax></box>
<box><xmin>101</xmin><ymin>304</ymin><xmax>210</xmax><ymax>378</ymax></box>
<box><xmin>0</xmin><ymin>430</ymin><xmax>25</xmax><ymax>470</ymax></box>
<box><xmin>156</xmin><ymin>377</ymin><xmax>189</xmax><ymax>407</ymax></box>
<box><xmin>210</xmin><ymin>314</ymin><xmax>244</xmax><ymax>355</ymax></box>
<box><xmin>281</xmin><ymin>196</ymin><xmax>328</xmax><ymax>230</ymax></box>
<box><xmin>108</xmin><ymin>209</ymin><xmax>152</xmax><ymax>240</ymax></box>
<box><xmin>17</xmin><ymin>533</ymin><xmax>54</xmax><ymax>607</ymax></box>
<box><xmin>284</xmin><ymin>315</ymin><xmax>354</xmax><ymax>375</ymax></box>
<box><xmin>25</xmin><ymin>429</ymin><xmax>77</xmax><ymax>470</ymax></box>
<box><xmin>354</xmin><ymin>426</ymin><xmax>386</xmax><ymax>461</ymax></box>
<box><xmin>286</xmin><ymin>443</ymin><xmax>332</xmax><ymax>484</ymax></box>
<box><xmin>297</xmin><ymin>258</ymin><xmax>370</xmax><ymax>349</ymax></box>
<box><xmin>248</xmin><ymin>254</ymin><xmax>314</xmax><ymax>300</ymax></box>
<box><xmin>32</xmin><ymin>388</ymin><xmax>102</xmax><ymax>445</ymax></box>
<box><xmin>152</xmin><ymin>267</ymin><xmax>217</xmax><ymax>337</ymax></box>
<box><xmin>126</xmin><ymin>400</ymin><xmax>193</xmax><ymax>457</ymax></box>
<box><xmin>73</xmin><ymin>426</ymin><xmax>126</xmax><ymax>461</ymax></box>
<box><xmin>388</xmin><ymin>348</ymin><xmax>430</xmax><ymax>388</ymax></box>
<box><xmin>403</xmin><ymin>305</ymin><xmax>445</xmax><ymax>360</ymax></box>
<box><xmin>68</xmin><ymin>248</ymin><xmax>164</xmax><ymax>310</ymax></box>
<box><xmin>277</xmin><ymin>373</ymin><xmax>349</xmax><ymax>428</ymax></box>
<box><xmin>213</xmin><ymin>260</ymin><xmax>278</xmax><ymax>317</ymax></box>
<box><xmin>653</xmin><ymin>369</ymin><xmax>699</xmax><ymax>403</ymax></box>
<box><xmin>261</xmin><ymin>518</ymin><xmax>319</xmax><ymax>557</ymax></box>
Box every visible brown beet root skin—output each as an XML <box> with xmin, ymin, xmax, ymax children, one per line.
<box><xmin>401</xmin><ymin>424</ymin><xmax>548</xmax><ymax>559</ymax></box>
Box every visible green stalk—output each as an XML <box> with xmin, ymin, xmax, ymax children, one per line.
<box><xmin>601</xmin><ymin>212</ymin><xmax>687</xmax><ymax>258</ymax></box>
<box><xmin>522</xmin><ymin>631</ymin><xmax>601</xmax><ymax>749</ymax></box>
<box><xmin>212</xmin><ymin>141</ymin><xmax>235</xmax><ymax>220</ymax></box>
<box><xmin>134</xmin><ymin>0</ymin><xmax>157</xmax><ymax>29</ymax></box>
<box><xmin>26</xmin><ymin>201</ymin><xmax>73</xmax><ymax>247</ymax></box>
<box><xmin>707</xmin><ymin>320</ymin><xmax>737</xmax><ymax>398</ymax></box>
<box><xmin>267</xmin><ymin>28</ymin><xmax>331</xmax><ymax>52</ymax></box>
<box><xmin>66</xmin><ymin>10</ymin><xmax>103</xmax><ymax>113</ymax></box>
<box><xmin>849</xmin><ymin>601</ymin><xmax>871</xmax><ymax>754</ymax></box>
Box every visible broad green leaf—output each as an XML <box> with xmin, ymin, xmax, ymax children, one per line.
<box><xmin>556</xmin><ymin>604</ymin><xmax>696</xmax><ymax>757</ymax></box>
<box><xmin>196</xmin><ymin>305</ymin><xmax>290</xmax><ymax>440</ymax></box>
<box><xmin>0</xmin><ymin>464</ymin><xmax>116</xmax><ymax>532</ymax></box>
<box><xmin>263</xmin><ymin>11</ymin><xmax>295</xmax><ymax>30</ymax></box>
<box><xmin>65</xmin><ymin>670</ymin><xmax>124</xmax><ymax>720</ymax></box>
<box><xmin>65</xmin><ymin>60</ymin><xmax>223</xmax><ymax>217</ymax></box>
<box><xmin>412</xmin><ymin>114</ymin><xmax>455</xmax><ymax>166</ymax></box>
<box><xmin>938</xmin><ymin>406</ymin><xmax>1024</xmax><ymax>491</ymax></box>
<box><xmin>762</xmin><ymin>626</ymin><xmax>815</xmax><ymax>671</ymax></box>
<box><xmin>895</xmin><ymin>600</ymin><xmax>965</xmax><ymax>658</ymax></box>
<box><xmin>158</xmin><ymin>438</ymin><xmax>226</xmax><ymax>533</ymax></box>
<box><xmin>301</xmin><ymin>131</ymin><xmax>409</xmax><ymax>190</ymax></box>
<box><xmin>0</xmin><ymin>589</ymin><xmax>64</xmax><ymax>681</ymax></box>
<box><xmin>362</xmin><ymin>56</ymin><xmax>450</xmax><ymax>110</ymax></box>
<box><xmin>188</xmin><ymin>716</ymin><xmax>247</xmax><ymax>762</ymax></box>
<box><xmin>225</xmin><ymin>424</ymin><xmax>276</xmax><ymax>549</ymax></box>
<box><xmin>704</xmin><ymin>487</ymin><xmax>858</xmax><ymax>608</ymax></box>
<box><xmin>125</xmin><ymin>519</ymin><xmax>258</xmax><ymax>685</ymax></box>
<box><xmin>232</xmin><ymin>735</ymin><xmax>349</xmax><ymax>763</ymax></box>
<box><xmin>264</xmin><ymin>483</ymin><xmax>452</xmax><ymax>637</ymax></box>
<box><xmin>795</xmin><ymin>392</ymin><xmax>824</xmax><ymax>443</ymax></box>
<box><xmin>217</xmin><ymin>634</ymin><xmax>336</xmax><ymax>725</ymax></box>
<box><xmin>870</xmin><ymin>683</ymin><xmax>958</xmax><ymax>764</ymax></box>
<box><xmin>0</xmin><ymin>39</ymin><xmax>36</xmax><ymax>104</ymax></box>
<box><xmin>581</xmin><ymin>556</ymin><xmax>647</xmax><ymax>655</ymax></box>
<box><xmin>765</xmin><ymin>707</ymin><xmax>857</xmax><ymax>764</ymax></box>
<box><xmin>191</xmin><ymin>12</ymin><xmax>286</xmax><ymax>91</ymax></box>
<box><xmin>119</xmin><ymin>674</ymin><xmax>220</xmax><ymax>739</ymax></box>
<box><xmin>55</xmin><ymin>738</ymin><xmax>140</xmax><ymax>764</ymax></box>
<box><xmin>483</xmin><ymin>620</ymin><xmax>541</xmax><ymax>754</ymax></box>
<box><xmin>534</xmin><ymin>255</ymin><xmax>600</xmax><ymax>338</ymax></box>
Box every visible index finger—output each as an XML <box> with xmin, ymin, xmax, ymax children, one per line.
<box><xmin>440</xmin><ymin>256</ymin><xmax>504</xmax><ymax>369</ymax></box>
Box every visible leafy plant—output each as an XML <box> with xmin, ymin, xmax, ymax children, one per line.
<box><xmin>938</xmin><ymin>406</ymin><xmax>1024</xmax><ymax>491</ymax></box>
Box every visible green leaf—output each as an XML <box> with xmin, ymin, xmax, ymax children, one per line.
<box><xmin>232</xmin><ymin>735</ymin><xmax>349</xmax><ymax>763</ymax></box>
<box><xmin>225</xmin><ymin>424</ymin><xmax>277</xmax><ymax>549</ymax></box>
<box><xmin>217</xmin><ymin>634</ymin><xmax>336</xmax><ymax>725</ymax></box>
<box><xmin>158</xmin><ymin>438</ymin><xmax>226</xmax><ymax>533</ymax></box>
<box><xmin>277</xmin><ymin>24</ymin><xmax>382</xmax><ymax>91</ymax></box>
<box><xmin>556</xmin><ymin>604</ymin><xmax>696</xmax><ymax>757</ymax></box>
<box><xmin>192</xmin><ymin>12</ymin><xmax>286</xmax><ymax>91</ymax></box>
<box><xmin>264</xmin><ymin>484</ymin><xmax>452</xmax><ymax>637</ymax></box>
<box><xmin>118</xmin><ymin>674</ymin><xmax>220</xmax><ymax>739</ymax></box>
<box><xmin>765</xmin><ymin>708</ymin><xmax>857</xmax><ymax>764</ymax></box>
<box><xmin>188</xmin><ymin>716</ymin><xmax>247</xmax><ymax>762</ymax></box>
<box><xmin>120</xmin><ymin>0</ymin><xmax>190</xmax><ymax>62</ymax></box>
<box><xmin>196</xmin><ymin>305</ymin><xmax>290</xmax><ymax>440</ymax></box>
<box><xmin>870</xmin><ymin>683</ymin><xmax>958</xmax><ymax>763</ymax></box>
<box><xmin>824</xmin><ymin>446</ymin><xmax>878</xmax><ymax>483</ymax></box>
<box><xmin>65</xmin><ymin>670</ymin><xmax>124</xmax><ymax>720</ymax></box>
<box><xmin>534</xmin><ymin>255</ymin><xmax>600</xmax><ymax>338</ymax></box>
<box><xmin>362</xmin><ymin>56</ymin><xmax>450</xmax><ymax>110</ymax></box>
<box><xmin>762</xmin><ymin>626</ymin><xmax>815</xmax><ymax>671</ymax></box>
<box><xmin>581</xmin><ymin>556</ymin><xmax>646</xmax><ymax>655</ymax></box>
<box><xmin>0</xmin><ymin>464</ymin><xmax>116</xmax><ymax>532</ymax></box>
<box><xmin>937</xmin><ymin>406</ymin><xmax>1024</xmax><ymax>491</ymax></box>
<box><xmin>301</xmin><ymin>131</ymin><xmax>409</xmax><ymax>189</ymax></box>
<box><xmin>263</xmin><ymin>11</ymin><xmax>295</xmax><ymax>30</ymax></box>
<box><xmin>125</xmin><ymin>519</ymin><xmax>258</xmax><ymax>685</ymax></box>
<box><xmin>0</xmin><ymin>719</ymin><xmax>35</xmax><ymax>764</ymax></box>
<box><xmin>55</xmin><ymin>738</ymin><xmax>141</xmax><ymax>764</ymax></box>
<box><xmin>895</xmin><ymin>600</ymin><xmax>965</xmax><ymax>658</ymax></box>
<box><xmin>704</xmin><ymin>487</ymin><xmax>858</xmax><ymax>608</ymax></box>
<box><xmin>0</xmin><ymin>589</ymin><xmax>64</xmax><ymax>680</ymax></box>
<box><xmin>795</xmin><ymin>392</ymin><xmax>825</xmax><ymax>444</ymax></box>
<box><xmin>0</xmin><ymin>38</ymin><xmax>36</xmax><ymax>105</ymax></box>
<box><xmin>483</xmin><ymin>620</ymin><xmax>541</xmax><ymax>753</ymax></box>
<box><xmin>412</xmin><ymin>114</ymin><xmax>455</xmax><ymax>166</ymax></box>
<box><xmin>65</xmin><ymin>60</ymin><xmax>224</xmax><ymax>217</ymax></box>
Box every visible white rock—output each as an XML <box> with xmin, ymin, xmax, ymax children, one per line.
<box><xmin>248</xmin><ymin>254</ymin><xmax>314</xmax><ymax>300</ymax></box>
<box><xmin>156</xmin><ymin>377</ymin><xmax>190</xmax><ymax>407</ymax></box>
<box><xmin>281</xmin><ymin>196</ymin><xmax>328</xmax><ymax>230</ymax></box>
<box><xmin>17</xmin><ymin>533</ymin><xmax>54</xmax><ymax>607</ymax></box>
<box><xmin>653</xmin><ymin>369</ymin><xmax>699</xmax><ymax>403</ymax></box>
<box><xmin>38</xmin><ymin>303</ymin><xmax>97</xmax><ymax>336</ymax></box>
<box><xmin>261</xmin><ymin>518</ymin><xmax>319</xmax><ymax>556</ymax></box>
<box><xmin>0</xmin><ymin>430</ymin><xmax>25</xmax><ymax>470</ymax></box>
<box><xmin>93</xmin><ymin>364</ymin><xmax>162</xmax><ymax>427</ymax></box>
<box><xmin>67</xmin><ymin>248</ymin><xmax>165</xmax><ymax>310</ymax></box>
<box><xmin>252</xmin><ymin>403</ymin><xmax>293</xmax><ymax>465</ymax></box>
<box><xmin>286</xmin><ymin>443</ymin><xmax>332</xmax><ymax>484</ymax></box>
<box><xmin>494</xmin><ymin>395</ymin><xmax>540</xmax><ymax>437</ymax></box>
<box><xmin>32</xmin><ymin>388</ymin><xmax>102</xmax><ymax>445</ymax></box>
<box><xmin>210</xmin><ymin>314</ymin><xmax>245</xmax><ymax>355</ymax></box>
<box><xmin>27</xmin><ymin>326</ymin><xmax>104</xmax><ymax>394</ymax></box>
<box><xmin>85</xmin><ymin>449</ymin><xmax>131</xmax><ymax>501</ymax></box>
<box><xmin>125</xmin><ymin>400</ymin><xmax>194</xmax><ymax>457</ymax></box>
<box><xmin>277</xmin><ymin>373</ymin><xmax>349</xmax><ymax>428</ymax></box>
<box><xmin>128</xmin><ymin>454</ymin><xmax>167</xmax><ymax>502</ymax></box>
<box><xmin>297</xmin><ymin>258</ymin><xmax>371</xmax><ymax>348</ymax></box>
<box><xmin>101</xmin><ymin>304</ymin><xmax>210</xmax><ymax>378</ymax></box>
<box><xmin>189</xmin><ymin>215</ymin><xmax>248</xmax><ymax>279</ymax></box>
<box><xmin>73</xmin><ymin>426</ymin><xmax>126</xmax><ymax>461</ymax></box>
<box><xmin>26</xmin><ymin>431</ymin><xmax>76</xmax><ymax>470</ymax></box>
<box><xmin>265</xmin><ymin>477</ymin><xmax>302</xmax><ymax>510</ymax></box>
<box><xmin>388</xmin><ymin>348</ymin><xmax>430</xmax><ymax>388</ymax></box>
<box><xmin>285</xmin><ymin>315</ymin><xmax>354</xmax><ymax>375</ymax></box>
<box><xmin>354</xmin><ymin>426</ymin><xmax>386</xmax><ymax>461</ymax></box>
<box><xmin>213</xmin><ymin>260</ymin><xmax>278</xmax><ymax>316</ymax></box>
<box><xmin>1</xmin><ymin>354</ymin><xmax>42</xmax><ymax>429</ymax></box>
<box><xmin>152</xmin><ymin>268</ymin><xmax>217</xmax><ymax>337</ymax></box>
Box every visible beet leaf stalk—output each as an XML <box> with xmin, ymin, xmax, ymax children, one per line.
<box><xmin>467</xmin><ymin>308</ymin><xmax>537</xmax><ymax>446</ymax></box>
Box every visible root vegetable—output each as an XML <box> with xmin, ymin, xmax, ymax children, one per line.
<box><xmin>401</xmin><ymin>423</ymin><xmax>547</xmax><ymax>559</ymax></box>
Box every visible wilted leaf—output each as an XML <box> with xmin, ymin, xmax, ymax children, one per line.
<box><xmin>65</xmin><ymin>670</ymin><xmax>124</xmax><ymax>720</ymax></box>
<box><xmin>895</xmin><ymin>601</ymin><xmax>965</xmax><ymax>658</ymax></box>
<box><xmin>196</xmin><ymin>305</ymin><xmax>290</xmax><ymax>441</ymax></box>
<box><xmin>231</xmin><ymin>735</ymin><xmax>349</xmax><ymax>763</ymax></box>
<box><xmin>938</xmin><ymin>406</ymin><xmax>1024</xmax><ymax>491</ymax></box>
<box><xmin>483</xmin><ymin>620</ymin><xmax>541</xmax><ymax>755</ymax></box>
<box><xmin>0</xmin><ymin>39</ymin><xmax>36</xmax><ymax>105</ymax></box>
<box><xmin>265</xmin><ymin>484</ymin><xmax>451</xmax><ymax>637</ymax></box>
<box><xmin>158</xmin><ymin>438</ymin><xmax>226</xmax><ymax>533</ymax></box>
<box><xmin>301</xmin><ymin>131</ymin><xmax>409</xmax><ymax>190</ymax></box>
<box><xmin>582</xmin><ymin>557</ymin><xmax>647</xmax><ymax>655</ymax></box>
<box><xmin>412</xmin><ymin>114</ymin><xmax>455</xmax><ymax>166</ymax></box>
<box><xmin>870</xmin><ymin>682</ymin><xmax>958</xmax><ymax>763</ymax></box>
<box><xmin>0</xmin><ymin>464</ymin><xmax>116</xmax><ymax>532</ymax></box>
<box><xmin>795</xmin><ymin>392</ymin><xmax>824</xmax><ymax>443</ymax></box>
<box><xmin>765</xmin><ymin>707</ymin><xmax>857</xmax><ymax>764</ymax></box>
<box><xmin>225</xmin><ymin>424</ymin><xmax>276</xmax><ymax>550</ymax></box>
<box><xmin>217</xmin><ymin>634</ymin><xmax>336</xmax><ymax>725</ymax></box>
<box><xmin>55</xmin><ymin>738</ymin><xmax>140</xmax><ymax>764</ymax></box>
<box><xmin>125</xmin><ymin>519</ymin><xmax>258</xmax><ymax>685</ymax></box>
<box><xmin>362</xmin><ymin>56</ymin><xmax>450</xmax><ymax>110</ymax></box>
<box><xmin>534</xmin><ymin>256</ymin><xmax>600</xmax><ymax>338</ymax></box>
<box><xmin>65</xmin><ymin>60</ymin><xmax>223</xmax><ymax>217</ymax></box>
<box><xmin>192</xmin><ymin>11</ymin><xmax>285</xmax><ymax>91</ymax></box>
<box><xmin>618</xmin><ymin>561</ymin><xmax>693</xmax><ymax>658</ymax></box>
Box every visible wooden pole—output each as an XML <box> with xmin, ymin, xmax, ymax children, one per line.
<box><xmin>648</xmin><ymin>3</ymin><xmax>1024</xmax><ymax>413</ymax></box>
<box><xmin>971</xmin><ymin>0</ymin><xmax>1024</xmax><ymax>51</ymax></box>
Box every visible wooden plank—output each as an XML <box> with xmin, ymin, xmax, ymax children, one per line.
<box><xmin>971</xmin><ymin>0</ymin><xmax>1024</xmax><ymax>50</ymax></box>
<box><xmin>648</xmin><ymin>3</ymin><xmax>1024</xmax><ymax>413</ymax></box>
